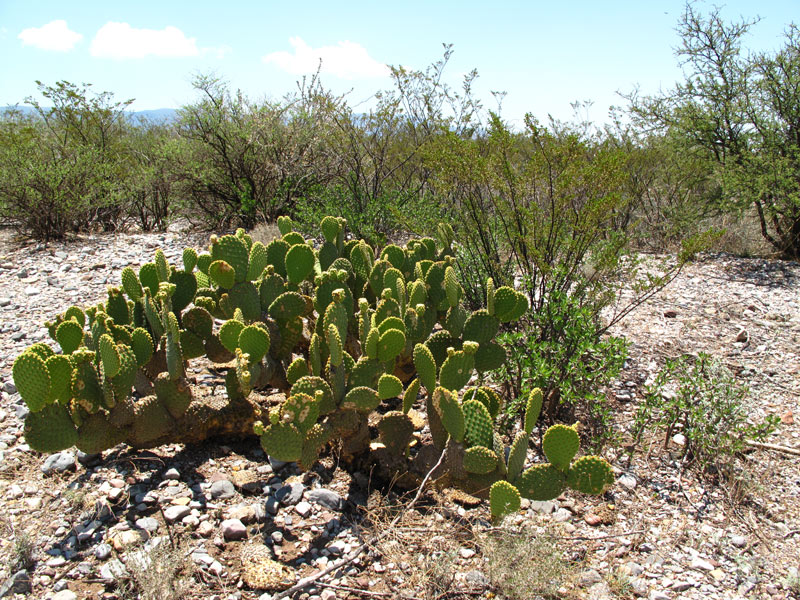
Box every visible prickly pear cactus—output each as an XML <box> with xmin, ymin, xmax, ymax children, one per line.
<box><xmin>12</xmin><ymin>215</ymin><xmax>613</xmax><ymax>518</ymax></box>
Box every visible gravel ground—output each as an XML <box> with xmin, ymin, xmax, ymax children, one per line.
<box><xmin>0</xmin><ymin>229</ymin><xmax>797</xmax><ymax>600</ymax></box>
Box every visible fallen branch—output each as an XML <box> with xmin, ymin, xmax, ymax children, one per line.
<box><xmin>273</xmin><ymin>447</ymin><xmax>449</xmax><ymax>600</ymax></box>
<box><xmin>746</xmin><ymin>440</ymin><xmax>800</xmax><ymax>457</ymax></box>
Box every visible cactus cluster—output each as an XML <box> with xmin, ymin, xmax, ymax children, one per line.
<box><xmin>12</xmin><ymin>216</ymin><xmax>614</xmax><ymax>514</ymax></box>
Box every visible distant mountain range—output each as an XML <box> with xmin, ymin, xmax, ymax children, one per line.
<box><xmin>1</xmin><ymin>105</ymin><xmax>179</xmax><ymax>124</ymax></box>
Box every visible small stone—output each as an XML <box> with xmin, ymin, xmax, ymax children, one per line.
<box><xmin>710</xmin><ymin>569</ymin><xmax>725</xmax><ymax>581</ymax></box>
<box><xmin>209</xmin><ymin>560</ymin><xmax>224</xmax><ymax>576</ymax></box>
<box><xmin>730</xmin><ymin>535</ymin><xmax>747</xmax><ymax>548</ymax></box>
<box><xmin>275</xmin><ymin>482</ymin><xmax>304</xmax><ymax>505</ymax></box>
<box><xmin>210</xmin><ymin>479</ymin><xmax>236</xmax><ymax>499</ymax></box>
<box><xmin>271</xmin><ymin>531</ymin><xmax>283</xmax><ymax>544</ymax></box>
<box><xmin>111</xmin><ymin>530</ymin><xmax>144</xmax><ymax>551</ymax></box>
<box><xmin>464</xmin><ymin>570</ymin><xmax>489</xmax><ymax>588</ymax></box>
<box><xmin>221</xmin><ymin>519</ymin><xmax>248</xmax><ymax>541</ymax></box>
<box><xmin>135</xmin><ymin>517</ymin><xmax>159</xmax><ymax>533</ymax></box>
<box><xmin>100</xmin><ymin>559</ymin><xmax>127</xmax><ymax>581</ymax></box>
<box><xmin>24</xmin><ymin>286</ymin><xmax>40</xmax><ymax>296</ymax></box>
<box><xmin>95</xmin><ymin>543</ymin><xmax>112</xmax><ymax>561</ymax></box>
<box><xmin>265</xmin><ymin>497</ymin><xmax>280</xmax><ymax>515</ymax></box>
<box><xmin>619</xmin><ymin>474</ymin><xmax>637</xmax><ymax>490</ymax></box>
<box><xmin>459</xmin><ymin>548</ymin><xmax>476</xmax><ymax>559</ymax></box>
<box><xmin>52</xmin><ymin>590</ymin><xmax>78</xmax><ymax>600</ymax></box>
<box><xmin>226</xmin><ymin>504</ymin><xmax>258</xmax><ymax>524</ymax></box>
<box><xmin>164</xmin><ymin>468</ymin><xmax>181</xmax><ymax>480</ymax></box>
<box><xmin>0</xmin><ymin>570</ymin><xmax>31</xmax><ymax>596</ymax></box>
<box><xmin>580</xmin><ymin>569</ymin><xmax>603</xmax><ymax>586</ymax></box>
<box><xmin>672</xmin><ymin>433</ymin><xmax>687</xmax><ymax>446</ymax></box>
<box><xmin>163</xmin><ymin>506</ymin><xmax>190</xmax><ymax>523</ymax></box>
<box><xmin>671</xmin><ymin>581</ymin><xmax>693</xmax><ymax>592</ymax></box>
<box><xmin>295</xmin><ymin>501</ymin><xmax>312</xmax><ymax>518</ymax></box>
<box><xmin>690</xmin><ymin>557</ymin><xmax>714</xmax><ymax>571</ymax></box>
<box><xmin>735</xmin><ymin>329</ymin><xmax>748</xmax><ymax>342</ymax></box>
<box><xmin>664</xmin><ymin>310</ymin><xmax>678</xmax><ymax>318</ymax></box>
<box><xmin>321</xmin><ymin>590</ymin><xmax>337</xmax><ymax>600</ymax></box>
<box><xmin>42</xmin><ymin>451</ymin><xmax>76</xmax><ymax>474</ymax></box>
<box><xmin>197</xmin><ymin>521</ymin><xmax>215</xmax><ymax>537</ymax></box>
<box><xmin>306</xmin><ymin>489</ymin><xmax>343</xmax><ymax>511</ymax></box>
<box><xmin>584</xmin><ymin>513</ymin><xmax>603</xmax><ymax>526</ymax></box>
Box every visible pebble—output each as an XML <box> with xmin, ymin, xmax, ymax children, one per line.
<box><xmin>307</xmin><ymin>489</ymin><xmax>343</xmax><ymax>511</ymax></box>
<box><xmin>220</xmin><ymin>519</ymin><xmax>247</xmax><ymax>541</ymax></box>
<box><xmin>51</xmin><ymin>589</ymin><xmax>78</xmax><ymax>600</ymax></box>
<box><xmin>41</xmin><ymin>451</ymin><xmax>76</xmax><ymax>474</ymax></box>
<box><xmin>163</xmin><ymin>505</ymin><xmax>191</xmax><ymax>523</ymax></box>
<box><xmin>164</xmin><ymin>467</ymin><xmax>181</xmax><ymax>480</ymax></box>
<box><xmin>295</xmin><ymin>500</ymin><xmax>312</xmax><ymax>518</ymax></box>
<box><xmin>94</xmin><ymin>543</ymin><xmax>112</xmax><ymax>561</ymax></box>
<box><xmin>276</xmin><ymin>482</ymin><xmax>304</xmax><ymax>505</ymax></box>
<box><xmin>210</xmin><ymin>479</ymin><xmax>236</xmax><ymax>499</ymax></box>
<box><xmin>135</xmin><ymin>517</ymin><xmax>159</xmax><ymax>532</ymax></box>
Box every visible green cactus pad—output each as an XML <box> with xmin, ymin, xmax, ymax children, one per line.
<box><xmin>402</xmin><ymin>378</ymin><xmax>420</xmax><ymax>414</ymax></box>
<box><xmin>342</xmin><ymin>386</ymin><xmax>381</xmax><ymax>412</ymax></box>
<box><xmin>56</xmin><ymin>319</ymin><xmax>83</xmax><ymax>354</ymax></box>
<box><xmin>462</xmin><ymin>310</ymin><xmax>500</xmax><ymax>345</ymax></box>
<box><xmin>462</xmin><ymin>399</ymin><xmax>493</xmax><ymax>449</ymax></box>
<box><xmin>196</xmin><ymin>252</ymin><xmax>212</xmax><ymax>274</ymax></box>
<box><xmin>485</xmin><ymin>278</ymin><xmax>496</xmax><ymax>315</ymax></box>
<box><xmin>323</xmin><ymin>295</ymin><xmax>349</xmax><ymax>348</ymax></box>
<box><xmin>76</xmin><ymin>412</ymin><xmax>126</xmax><ymax>454</ymax></box>
<box><xmin>287</xmin><ymin>357</ymin><xmax>310</xmax><ymax>386</ymax></box>
<box><xmin>348</xmin><ymin>358</ymin><xmax>384</xmax><ymax>389</ymax></box>
<box><xmin>219</xmin><ymin>320</ymin><xmax>245</xmax><ymax>354</ymax></box>
<box><xmin>326</xmin><ymin>323</ymin><xmax>344</xmax><ymax>367</ymax></box>
<box><xmin>376</xmin><ymin>316</ymin><xmax>405</xmax><ymax>336</ymax></box>
<box><xmin>260</xmin><ymin>422</ymin><xmax>303</xmax><ymax>463</ymax></box>
<box><xmin>490</xmin><ymin>480</ymin><xmax>521</xmax><ymax>523</ymax></box>
<box><xmin>182</xmin><ymin>247</ymin><xmax>198</xmax><ymax>272</ymax></box>
<box><xmin>374</xmin><ymin>295</ymin><xmax>401</xmax><ymax>325</ymax></box>
<box><xmin>64</xmin><ymin>306</ymin><xmax>85</xmax><ymax>328</ymax></box>
<box><xmin>106</xmin><ymin>287</ymin><xmax>131</xmax><ymax>325</ymax></box>
<box><xmin>378</xmin><ymin>411</ymin><xmax>414</xmax><ymax>455</ymax></box>
<box><xmin>277</xmin><ymin>215</ymin><xmax>294</xmax><ymax>235</ymax></box>
<box><xmin>493</xmin><ymin>286</ymin><xmax>517</xmax><ymax>320</ymax></box>
<box><xmin>462</xmin><ymin>387</ymin><xmax>499</xmax><ymax>419</ymax></box>
<box><xmin>543</xmin><ymin>424</ymin><xmax>580</xmax><ymax>472</ymax></box>
<box><xmin>183</xmin><ymin>307</ymin><xmax>214</xmax><ymax>340</ymax></box>
<box><xmin>259</xmin><ymin>271</ymin><xmax>287</xmax><ymax>310</ymax></box>
<box><xmin>269</xmin><ymin>291</ymin><xmax>307</xmax><ymax>321</ymax></box>
<box><xmin>132</xmin><ymin>395</ymin><xmax>173</xmax><ymax>444</ymax></box>
<box><xmin>433</xmin><ymin>386</ymin><xmax>465</xmax><ymax>442</ymax></box>
<box><xmin>27</xmin><ymin>343</ymin><xmax>55</xmax><ymax>362</ymax></box>
<box><xmin>281</xmin><ymin>393</ymin><xmax>321</xmax><ymax>433</ymax></box>
<box><xmin>238</xmin><ymin>325</ymin><xmax>270</xmax><ymax>364</ymax></box>
<box><xmin>154</xmin><ymin>373</ymin><xmax>193</xmax><ymax>419</ymax></box>
<box><xmin>211</xmin><ymin>234</ymin><xmax>249</xmax><ymax>283</ymax></box>
<box><xmin>121</xmin><ymin>266</ymin><xmax>143</xmax><ymax>301</ymax></box>
<box><xmin>377</xmin><ymin>374</ymin><xmax>403</xmax><ymax>400</ymax></box>
<box><xmin>444</xmin><ymin>305</ymin><xmax>468</xmax><ymax>338</ymax></box>
<box><xmin>567</xmin><ymin>455</ymin><xmax>614</xmax><ymax>495</ymax></box>
<box><xmin>154</xmin><ymin>249</ymin><xmax>170</xmax><ymax>282</ymax></box>
<box><xmin>364</xmin><ymin>328</ymin><xmax>380</xmax><ymax>360</ymax></box>
<box><xmin>439</xmin><ymin>349</ymin><xmax>475</xmax><ymax>392</ymax></box>
<box><xmin>349</xmin><ymin>241</ymin><xmax>374</xmax><ymax>281</ymax></box>
<box><xmin>377</xmin><ymin>328</ymin><xmax>405</xmax><ymax>363</ymax></box>
<box><xmin>291</xmin><ymin>376</ymin><xmax>336</xmax><ymax>415</ymax></box>
<box><xmin>474</xmin><ymin>341</ymin><xmax>506</xmax><ymax>373</ymax></box>
<box><xmin>137</xmin><ymin>262</ymin><xmax>159</xmax><ymax>296</ymax></box>
<box><xmin>247</xmin><ymin>241</ymin><xmax>269</xmax><ymax>280</ymax></box>
<box><xmin>169</xmin><ymin>270</ymin><xmax>197</xmax><ymax>314</ymax></box>
<box><xmin>506</xmin><ymin>431</ymin><xmax>529</xmax><ymax>484</ymax></box>
<box><xmin>282</xmin><ymin>231</ymin><xmax>305</xmax><ymax>245</ymax></box>
<box><xmin>462</xmin><ymin>445</ymin><xmax>499</xmax><ymax>475</ymax></box>
<box><xmin>407</xmin><ymin>279</ymin><xmax>427</xmax><ymax>307</ymax></box>
<box><xmin>413</xmin><ymin>343</ymin><xmax>437</xmax><ymax>395</ymax></box>
<box><xmin>285</xmin><ymin>243</ymin><xmax>315</xmax><ymax>284</ymax></box>
<box><xmin>300</xmin><ymin>422</ymin><xmax>330</xmax><ymax>471</ymax></box>
<box><xmin>516</xmin><ymin>464</ymin><xmax>566</xmax><ymax>501</ymax></box>
<box><xmin>424</xmin><ymin>332</ymin><xmax>462</xmax><ymax>368</ymax></box>
<box><xmin>314</xmin><ymin>275</ymin><xmax>354</xmax><ymax>318</ymax></box>
<box><xmin>497</xmin><ymin>289</ymin><xmax>529</xmax><ymax>322</ymax></box>
<box><xmin>13</xmin><ymin>351</ymin><xmax>51</xmax><ymax>412</ymax></box>
<box><xmin>380</xmin><ymin>244</ymin><xmax>406</xmax><ymax>270</ymax></box>
<box><xmin>524</xmin><ymin>388</ymin><xmax>544</xmax><ymax>435</ymax></box>
<box><xmin>209</xmin><ymin>260</ymin><xmax>236</xmax><ymax>289</ymax></box>
<box><xmin>98</xmin><ymin>334</ymin><xmax>121</xmax><ymax>379</ymax></box>
<box><xmin>320</xmin><ymin>216</ymin><xmax>341</xmax><ymax>244</ymax></box>
<box><xmin>130</xmin><ymin>328</ymin><xmax>154</xmax><ymax>367</ymax></box>
<box><xmin>24</xmin><ymin>402</ymin><xmax>78</xmax><ymax>452</ymax></box>
<box><xmin>276</xmin><ymin>317</ymin><xmax>304</xmax><ymax>359</ymax></box>
<box><xmin>266</xmin><ymin>239</ymin><xmax>290</xmax><ymax>278</ymax></box>
<box><xmin>45</xmin><ymin>355</ymin><xmax>73</xmax><ymax>405</ymax></box>
<box><xmin>444</xmin><ymin>265</ymin><xmax>461</xmax><ymax>307</ymax></box>
<box><xmin>110</xmin><ymin>344</ymin><xmax>137</xmax><ymax>401</ymax></box>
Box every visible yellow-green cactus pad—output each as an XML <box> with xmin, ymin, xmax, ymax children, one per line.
<box><xmin>490</xmin><ymin>480</ymin><xmax>521</xmax><ymax>523</ymax></box>
<box><xmin>377</xmin><ymin>374</ymin><xmax>403</xmax><ymax>400</ymax></box>
<box><xmin>24</xmin><ymin>402</ymin><xmax>78</xmax><ymax>452</ymax></box>
<box><xmin>567</xmin><ymin>455</ymin><xmax>614</xmax><ymax>495</ymax></box>
<box><xmin>462</xmin><ymin>445</ymin><xmax>498</xmax><ymax>475</ymax></box>
<box><xmin>260</xmin><ymin>422</ymin><xmax>303</xmax><ymax>463</ymax></box>
<box><xmin>433</xmin><ymin>386</ymin><xmax>464</xmax><ymax>443</ymax></box>
<box><xmin>543</xmin><ymin>424</ymin><xmax>580</xmax><ymax>472</ymax></box>
<box><xmin>516</xmin><ymin>464</ymin><xmax>566</xmax><ymax>501</ymax></box>
<box><xmin>13</xmin><ymin>351</ymin><xmax>51</xmax><ymax>412</ymax></box>
<box><xmin>209</xmin><ymin>260</ymin><xmax>236</xmax><ymax>289</ymax></box>
<box><xmin>524</xmin><ymin>388</ymin><xmax>544</xmax><ymax>435</ymax></box>
<box><xmin>342</xmin><ymin>386</ymin><xmax>381</xmax><ymax>412</ymax></box>
<box><xmin>462</xmin><ymin>399</ymin><xmax>493</xmax><ymax>449</ymax></box>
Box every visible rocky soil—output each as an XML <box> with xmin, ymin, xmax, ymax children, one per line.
<box><xmin>0</xmin><ymin>229</ymin><xmax>797</xmax><ymax>600</ymax></box>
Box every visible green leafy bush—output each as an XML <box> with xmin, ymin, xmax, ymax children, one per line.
<box><xmin>497</xmin><ymin>290</ymin><xmax>628</xmax><ymax>448</ymax></box>
<box><xmin>632</xmin><ymin>353</ymin><xmax>778</xmax><ymax>471</ymax></box>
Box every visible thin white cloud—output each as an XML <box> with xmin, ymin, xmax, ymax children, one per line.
<box><xmin>18</xmin><ymin>20</ymin><xmax>83</xmax><ymax>52</ymax></box>
<box><xmin>90</xmin><ymin>22</ymin><xmax>199</xmax><ymax>59</ymax></box>
<box><xmin>263</xmin><ymin>37</ymin><xmax>390</xmax><ymax>79</ymax></box>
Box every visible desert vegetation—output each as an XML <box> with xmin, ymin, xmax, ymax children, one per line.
<box><xmin>0</xmin><ymin>5</ymin><xmax>798</xmax><ymax>600</ymax></box>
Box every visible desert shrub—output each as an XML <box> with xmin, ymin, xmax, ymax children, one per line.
<box><xmin>631</xmin><ymin>353</ymin><xmax>779</xmax><ymax>471</ymax></box>
<box><xmin>497</xmin><ymin>291</ymin><xmax>628</xmax><ymax>448</ymax></box>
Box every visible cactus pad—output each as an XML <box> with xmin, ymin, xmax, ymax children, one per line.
<box><xmin>209</xmin><ymin>260</ymin><xmax>236</xmax><ymax>289</ymax></box>
<box><xmin>342</xmin><ymin>386</ymin><xmax>381</xmax><ymax>412</ymax></box>
<box><xmin>402</xmin><ymin>378</ymin><xmax>420</xmax><ymax>414</ymax></box>
<box><xmin>56</xmin><ymin>319</ymin><xmax>83</xmax><ymax>354</ymax></box>
<box><xmin>506</xmin><ymin>431</ymin><xmax>529</xmax><ymax>484</ymax></box>
<box><xmin>524</xmin><ymin>388</ymin><xmax>543</xmax><ymax>435</ymax></box>
<box><xmin>377</xmin><ymin>374</ymin><xmax>403</xmax><ymax>400</ymax></box>
<box><xmin>378</xmin><ymin>411</ymin><xmax>414</xmax><ymax>455</ymax></box>
<box><xmin>13</xmin><ymin>351</ymin><xmax>50</xmax><ymax>412</ymax></box>
<box><xmin>238</xmin><ymin>325</ymin><xmax>270</xmax><ymax>364</ymax></box>
<box><xmin>285</xmin><ymin>243</ymin><xmax>315</xmax><ymax>285</ymax></box>
<box><xmin>567</xmin><ymin>455</ymin><xmax>614</xmax><ymax>495</ymax></box>
<box><xmin>438</xmin><ymin>349</ymin><xmax>475</xmax><ymax>392</ymax></box>
<box><xmin>377</xmin><ymin>328</ymin><xmax>405</xmax><ymax>362</ymax></box>
<box><xmin>433</xmin><ymin>386</ymin><xmax>464</xmax><ymax>442</ymax></box>
<box><xmin>413</xmin><ymin>343</ymin><xmax>437</xmax><ymax>394</ymax></box>
<box><xmin>516</xmin><ymin>464</ymin><xmax>566</xmax><ymax>501</ymax></box>
<box><xmin>462</xmin><ymin>399</ymin><xmax>493</xmax><ymax>449</ymax></box>
<box><xmin>490</xmin><ymin>480</ymin><xmax>521</xmax><ymax>523</ymax></box>
<box><xmin>542</xmin><ymin>424</ymin><xmax>580</xmax><ymax>472</ymax></box>
<box><xmin>24</xmin><ymin>402</ymin><xmax>78</xmax><ymax>452</ymax></box>
<box><xmin>259</xmin><ymin>422</ymin><xmax>303</xmax><ymax>463</ymax></box>
<box><xmin>462</xmin><ymin>445</ymin><xmax>498</xmax><ymax>475</ymax></box>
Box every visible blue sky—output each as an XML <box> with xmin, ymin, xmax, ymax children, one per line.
<box><xmin>1</xmin><ymin>1</ymin><xmax>797</xmax><ymax>127</ymax></box>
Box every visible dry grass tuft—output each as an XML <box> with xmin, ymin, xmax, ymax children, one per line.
<box><xmin>250</xmin><ymin>222</ymin><xmax>281</xmax><ymax>246</ymax></box>
<box><xmin>118</xmin><ymin>538</ymin><xmax>193</xmax><ymax>600</ymax></box>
